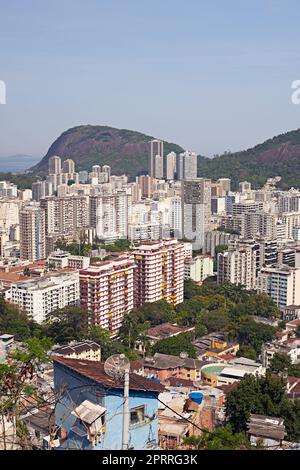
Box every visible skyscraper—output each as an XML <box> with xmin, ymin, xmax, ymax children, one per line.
<box><xmin>62</xmin><ymin>159</ymin><xmax>75</xmax><ymax>174</ymax></box>
<box><xmin>89</xmin><ymin>192</ymin><xmax>128</xmax><ymax>241</ymax></box>
<box><xmin>164</xmin><ymin>152</ymin><xmax>177</xmax><ymax>180</ymax></box>
<box><xmin>176</xmin><ymin>151</ymin><xmax>197</xmax><ymax>180</ymax></box>
<box><xmin>48</xmin><ymin>155</ymin><xmax>62</xmax><ymax>175</ymax></box>
<box><xmin>137</xmin><ymin>175</ymin><xmax>154</xmax><ymax>199</ymax></box>
<box><xmin>182</xmin><ymin>178</ymin><xmax>211</xmax><ymax>250</ymax></box>
<box><xmin>20</xmin><ymin>205</ymin><xmax>46</xmax><ymax>261</ymax></box>
<box><xmin>80</xmin><ymin>257</ymin><xmax>136</xmax><ymax>337</ymax></box>
<box><xmin>149</xmin><ymin>139</ymin><xmax>164</xmax><ymax>178</ymax></box>
<box><xmin>132</xmin><ymin>239</ymin><xmax>185</xmax><ymax>307</ymax></box>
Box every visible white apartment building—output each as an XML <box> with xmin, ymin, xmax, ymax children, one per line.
<box><xmin>217</xmin><ymin>245</ymin><xmax>257</xmax><ymax>290</ymax></box>
<box><xmin>257</xmin><ymin>265</ymin><xmax>300</xmax><ymax>310</ymax></box>
<box><xmin>90</xmin><ymin>192</ymin><xmax>128</xmax><ymax>241</ymax></box>
<box><xmin>240</xmin><ymin>212</ymin><xmax>278</xmax><ymax>239</ymax></box>
<box><xmin>184</xmin><ymin>254</ymin><xmax>214</xmax><ymax>284</ymax></box>
<box><xmin>41</xmin><ymin>195</ymin><xmax>89</xmax><ymax>236</ymax></box>
<box><xmin>132</xmin><ymin>239</ymin><xmax>185</xmax><ymax>307</ymax></box>
<box><xmin>164</xmin><ymin>152</ymin><xmax>177</xmax><ymax>180</ymax></box>
<box><xmin>48</xmin><ymin>250</ymin><xmax>90</xmax><ymax>270</ymax></box>
<box><xmin>9</xmin><ymin>272</ymin><xmax>80</xmax><ymax>323</ymax></box>
<box><xmin>62</xmin><ymin>158</ymin><xmax>76</xmax><ymax>175</ymax></box>
<box><xmin>80</xmin><ymin>257</ymin><xmax>136</xmax><ymax>337</ymax></box>
<box><xmin>0</xmin><ymin>181</ymin><xmax>18</xmax><ymax>198</ymax></box>
<box><xmin>231</xmin><ymin>200</ymin><xmax>263</xmax><ymax>215</ymax></box>
<box><xmin>0</xmin><ymin>199</ymin><xmax>20</xmax><ymax>231</ymax></box>
<box><xmin>128</xmin><ymin>223</ymin><xmax>160</xmax><ymax>243</ymax></box>
<box><xmin>48</xmin><ymin>155</ymin><xmax>62</xmax><ymax>175</ymax></box>
<box><xmin>281</xmin><ymin>212</ymin><xmax>300</xmax><ymax>239</ymax></box>
<box><xmin>278</xmin><ymin>190</ymin><xmax>300</xmax><ymax>213</ymax></box>
<box><xmin>176</xmin><ymin>151</ymin><xmax>197</xmax><ymax>180</ymax></box>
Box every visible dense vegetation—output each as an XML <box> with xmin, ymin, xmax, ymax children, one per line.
<box><xmin>226</xmin><ymin>371</ymin><xmax>300</xmax><ymax>441</ymax></box>
<box><xmin>0</xmin><ymin>172</ymin><xmax>39</xmax><ymax>189</ymax></box>
<box><xmin>270</xmin><ymin>351</ymin><xmax>300</xmax><ymax>378</ymax></box>
<box><xmin>198</xmin><ymin>128</ymin><xmax>300</xmax><ymax>190</ymax></box>
<box><xmin>183</xmin><ymin>425</ymin><xmax>250</xmax><ymax>450</ymax></box>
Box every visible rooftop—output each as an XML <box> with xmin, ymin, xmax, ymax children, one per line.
<box><xmin>144</xmin><ymin>353</ymin><xmax>206</xmax><ymax>371</ymax></box>
<box><xmin>52</xmin><ymin>356</ymin><xmax>164</xmax><ymax>393</ymax></box>
<box><xmin>145</xmin><ymin>323</ymin><xmax>194</xmax><ymax>340</ymax></box>
<box><xmin>52</xmin><ymin>341</ymin><xmax>101</xmax><ymax>356</ymax></box>
<box><xmin>247</xmin><ymin>414</ymin><xmax>287</xmax><ymax>440</ymax></box>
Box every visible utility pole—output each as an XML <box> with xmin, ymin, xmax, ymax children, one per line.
<box><xmin>122</xmin><ymin>369</ymin><xmax>130</xmax><ymax>450</ymax></box>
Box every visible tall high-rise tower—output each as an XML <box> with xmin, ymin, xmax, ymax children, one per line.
<box><xmin>48</xmin><ymin>155</ymin><xmax>62</xmax><ymax>175</ymax></box>
<box><xmin>182</xmin><ymin>178</ymin><xmax>211</xmax><ymax>250</ymax></box>
<box><xmin>164</xmin><ymin>152</ymin><xmax>177</xmax><ymax>180</ymax></box>
<box><xmin>176</xmin><ymin>151</ymin><xmax>197</xmax><ymax>180</ymax></box>
<box><xmin>62</xmin><ymin>159</ymin><xmax>75</xmax><ymax>174</ymax></box>
<box><xmin>20</xmin><ymin>205</ymin><xmax>46</xmax><ymax>261</ymax></box>
<box><xmin>149</xmin><ymin>140</ymin><xmax>164</xmax><ymax>178</ymax></box>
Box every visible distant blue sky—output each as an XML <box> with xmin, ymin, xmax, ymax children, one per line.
<box><xmin>1</xmin><ymin>0</ymin><xmax>300</xmax><ymax>162</ymax></box>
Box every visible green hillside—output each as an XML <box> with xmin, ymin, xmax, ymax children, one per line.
<box><xmin>30</xmin><ymin>125</ymin><xmax>184</xmax><ymax>179</ymax></box>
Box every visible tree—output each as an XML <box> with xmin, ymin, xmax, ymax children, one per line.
<box><xmin>118</xmin><ymin>314</ymin><xmax>150</xmax><ymax>349</ymax></box>
<box><xmin>227</xmin><ymin>317</ymin><xmax>277</xmax><ymax>353</ymax></box>
<box><xmin>183</xmin><ymin>425</ymin><xmax>250</xmax><ymax>450</ymax></box>
<box><xmin>88</xmin><ymin>325</ymin><xmax>111</xmax><ymax>346</ymax></box>
<box><xmin>195</xmin><ymin>323</ymin><xmax>208</xmax><ymax>339</ymax></box>
<box><xmin>44</xmin><ymin>306</ymin><xmax>90</xmax><ymax>344</ymax></box>
<box><xmin>215</xmin><ymin>244</ymin><xmax>228</xmax><ymax>256</ymax></box>
<box><xmin>236</xmin><ymin>345</ymin><xmax>257</xmax><ymax>361</ymax></box>
<box><xmin>270</xmin><ymin>352</ymin><xmax>292</xmax><ymax>374</ymax></box>
<box><xmin>0</xmin><ymin>296</ymin><xmax>31</xmax><ymax>341</ymax></box>
<box><xmin>132</xmin><ymin>301</ymin><xmax>176</xmax><ymax>326</ymax></box>
<box><xmin>225</xmin><ymin>372</ymin><xmax>288</xmax><ymax>434</ymax></box>
<box><xmin>151</xmin><ymin>333</ymin><xmax>197</xmax><ymax>358</ymax></box>
<box><xmin>0</xmin><ymin>337</ymin><xmax>53</xmax><ymax>449</ymax></box>
<box><xmin>198</xmin><ymin>308</ymin><xmax>230</xmax><ymax>332</ymax></box>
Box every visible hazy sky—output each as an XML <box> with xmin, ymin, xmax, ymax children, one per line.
<box><xmin>1</xmin><ymin>0</ymin><xmax>300</xmax><ymax>161</ymax></box>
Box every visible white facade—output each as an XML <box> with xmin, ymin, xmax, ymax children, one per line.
<box><xmin>9</xmin><ymin>272</ymin><xmax>80</xmax><ymax>323</ymax></box>
<box><xmin>217</xmin><ymin>245</ymin><xmax>257</xmax><ymax>290</ymax></box>
<box><xmin>184</xmin><ymin>255</ymin><xmax>214</xmax><ymax>284</ymax></box>
<box><xmin>48</xmin><ymin>250</ymin><xmax>90</xmax><ymax>270</ymax></box>
<box><xmin>257</xmin><ymin>265</ymin><xmax>300</xmax><ymax>310</ymax></box>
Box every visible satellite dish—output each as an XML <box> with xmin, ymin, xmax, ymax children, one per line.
<box><xmin>104</xmin><ymin>353</ymin><xmax>130</xmax><ymax>379</ymax></box>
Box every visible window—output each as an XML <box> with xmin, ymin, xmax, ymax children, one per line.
<box><xmin>130</xmin><ymin>405</ymin><xmax>145</xmax><ymax>426</ymax></box>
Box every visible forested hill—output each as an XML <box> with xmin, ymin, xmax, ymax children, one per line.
<box><xmin>29</xmin><ymin>125</ymin><xmax>184</xmax><ymax>179</ymax></box>
<box><xmin>197</xmin><ymin>128</ymin><xmax>300</xmax><ymax>189</ymax></box>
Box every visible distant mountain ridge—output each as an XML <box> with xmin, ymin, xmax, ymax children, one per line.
<box><xmin>29</xmin><ymin>125</ymin><xmax>300</xmax><ymax>189</ymax></box>
<box><xmin>198</xmin><ymin>128</ymin><xmax>300</xmax><ymax>189</ymax></box>
<box><xmin>30</xmin><ymin>125</ymin><xmax>184</xmax><ymax>179</ymax></box>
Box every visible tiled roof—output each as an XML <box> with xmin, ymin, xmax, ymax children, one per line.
<box><xmin>51</xmin><ymin>356</ymin><xmax>164</xmax><ymax>393</ymax></box>
<box><xmin>145</xmin><ymin>323</ymin><xmax>193</xmax><ymax>339</ymax></box>
<box><xmin>247</xmin><ymin>414</ymin><xmax>287</xmax><ymax>440</ymax></box>
<box><xmin>144</xmin><ymin>353</ymin><xmax>206</xmax><ymax>370</ymax></box>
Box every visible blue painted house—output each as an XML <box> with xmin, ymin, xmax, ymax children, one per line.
<box><xmin>51</xmin><ymin>356</ymin><xmax>164</xmax><ymax>450</ymax></box>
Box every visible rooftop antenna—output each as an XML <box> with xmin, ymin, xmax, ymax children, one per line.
<box><xmin>104</xmin><ymin>354</ymin><xmax>130</xmax><ymax>450</ymax></box>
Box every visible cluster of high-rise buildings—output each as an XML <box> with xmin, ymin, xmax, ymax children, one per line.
<box><xmin>2</xmin><ymin>142</ymin><xmax>300</xmax><ymax>335</ymax></box>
